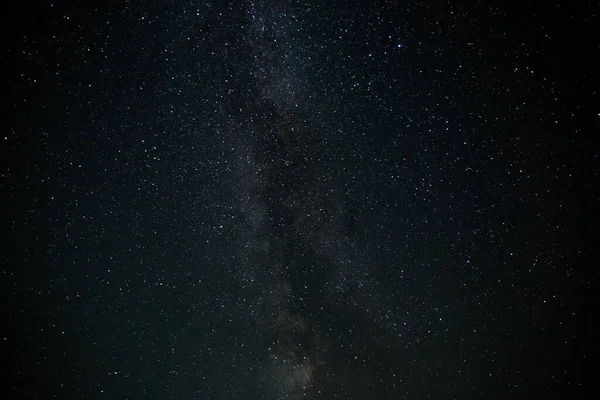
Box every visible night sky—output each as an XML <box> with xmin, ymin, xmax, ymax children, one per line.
<box><xmin>2</xmin><ymin>1</ymin><xmax>598</xmax><ymax>399</ymax></box>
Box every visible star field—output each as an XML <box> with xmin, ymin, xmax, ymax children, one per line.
<box><xmin>2</xmin><ymin>1</ymin><xmax>598</xmax><ymax>399</ymax></box>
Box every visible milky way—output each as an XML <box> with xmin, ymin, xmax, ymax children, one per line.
<box><xmin>3</xmin><ymin>0</ymin><xmax>596</xmax><ymax>398</ymax></box>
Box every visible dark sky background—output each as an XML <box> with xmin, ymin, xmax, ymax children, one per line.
<box><xmin>2</xmin><ymin>1</ymin><xmax>598</xmax><ymax>399</ymax></box>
